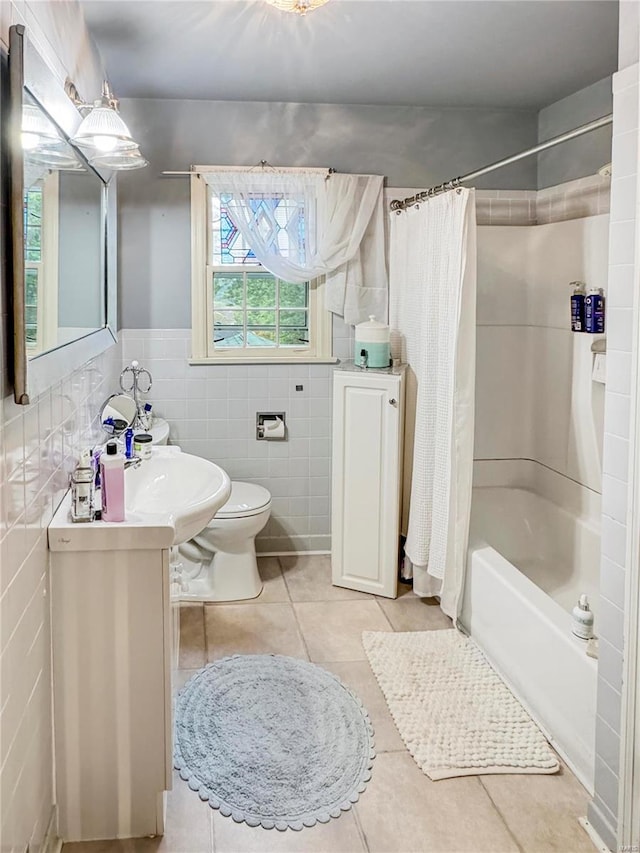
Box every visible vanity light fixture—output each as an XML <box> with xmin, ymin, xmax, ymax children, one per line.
<box><xmin>22</xmin><ymin>103</ymin><xmax>84</xmax><ymax>169</ymax></box>
<box><xmin>89</xmin><ymin>146</ymin><xmax>149</xmax><ymax>171</ymax></box>
<box><xmin>68</xmin><ymin>79</ymin><xmax>148</xmax><ymax>168</ymax></box>
<box><xmin>26</xmin><ymin>146</ymin><xmax>85</xmax><ymax>170</ymax></box>
<box><xmin>21</xmin><ymin>103</ymin><xmax>60</xmax><ymax>150</ymax></box>
<box><xmin>264</xmin><ymin>0</ymin><xmax>330</xmax><ymax>14</ymax></box>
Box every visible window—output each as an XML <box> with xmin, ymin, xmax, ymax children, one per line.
<box><xmin>190</xmin><ymin>172</ymin><xmax>333</xmax><ymax>363</ymax></box>
<box><xmin>24</xmin><ymin>184</ymin><xmax>44</xmax><ymax>348</ymax></box>
<box><xmin>23</xmin><ymin>172</ymin><xmax>58</xmax><ymax>354</ymax></box>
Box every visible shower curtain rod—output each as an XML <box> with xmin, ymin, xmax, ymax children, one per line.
<box><xmin>389</xmin><ymin>113</ymin><xmax>613</xmax><ymax>212</ymax></box>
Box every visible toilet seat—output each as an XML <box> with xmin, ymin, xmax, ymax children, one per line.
<box><xmin>215</xmin><ymin>481</ymin><xmax>271</xmax><ymax>519</ymax></box>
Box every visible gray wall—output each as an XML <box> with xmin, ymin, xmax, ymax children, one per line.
<box><xmin>538</xmin><ymin>76</ymin><xmax>613</xmax><ymax>189</ymax></box>
<box><xmin>57</xmin><ymin>171</ymin><xmax>103</xmax><ymax>328</ymax></box>
<box><xmin>117</xmin><ymin>97</ymin><xmax>538</xmax><ymax>329</ymax></box>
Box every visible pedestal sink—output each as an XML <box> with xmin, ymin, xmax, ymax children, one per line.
<box><xmin>49</xmin><ymin>446</ymin><xmax>230</xmax><ymax>550</ymax></box>
<box><xmin>47</xmin><ymin>447</ymin><xmax>231</xmax><ymax>841</ymax></box>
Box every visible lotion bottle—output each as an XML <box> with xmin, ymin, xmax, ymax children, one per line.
<box><xmin>100</xmin><ymin>441</ymin><xmax>125</xmax><ymax>522</ymax></box>
<box><xmin>572</xmin><ymin>594</ymin><xmax>595</xmax><ymax>640</ymax></box>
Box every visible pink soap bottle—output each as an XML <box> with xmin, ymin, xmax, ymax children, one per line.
<box><xmin>100</xmin><ymin>441</ymin><xmax>125</xmax><ymax>522</ymax></box>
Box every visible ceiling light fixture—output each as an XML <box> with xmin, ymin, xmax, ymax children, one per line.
<box><xmin>264</xmin><ymin>0</ymin><xmax>330</xmax><ymax>15</ymax></box>
<box><xmin>67</xmin><ymin>79</ymin><xmax>148</xmax><ymax>169</ymax></box>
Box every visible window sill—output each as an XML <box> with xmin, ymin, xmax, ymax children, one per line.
<box><xmin>188</xmin><ymin>356</ymin><xmax>339</xmax><ymax>365</ymax></box>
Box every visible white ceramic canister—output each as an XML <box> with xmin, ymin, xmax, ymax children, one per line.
<box><xmin>354</xmin><ymin>315</ymin><xmax>390</xmax><ymax>368</ymax></box>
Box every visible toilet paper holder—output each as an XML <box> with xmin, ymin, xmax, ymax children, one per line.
<box><xmin>256</xmin><ymin>412</ymin><xmax>287</xmax><ymax>441</ymax></box>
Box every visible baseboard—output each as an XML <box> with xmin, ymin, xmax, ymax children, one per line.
<box><xmin>257</xmin><ymin>550</ymin><xmax>331</xmax><ymax>557</ymax></box>
<box><xmin>579</xmin><ymin>816</ymin><xmax>614</xmax><ymax>853</ymax></box>
<box><xmin>43</xmin><ymin>806</ymin><xmax>62</xmax><ymax>853</ymax></box>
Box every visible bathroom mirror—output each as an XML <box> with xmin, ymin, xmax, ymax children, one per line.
<box><xmin>8</xmin><ymin>25</ymin><xmax>117</xmax><ymax>405</ymax></box>
<box><xmin>100</xmin><ymin>394</ymin><xmax>138</xmax><ymax>437</ymax></box>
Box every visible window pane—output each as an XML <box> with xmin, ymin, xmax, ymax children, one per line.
<box><xmin>211</xmin><ymin>193</ymin><xmax>258</xmax><ymax>265</ymax></box>
<box><xmin>214</xmin><ymin>329</ymin><xmax>245</xmax><ymax>348</ymax></box>
<box><xmin>209</xmin><ymin>190</ymin><xmax>306</xmax><ymax>265</ymax></box>
<box><xmin>25</xmin><ymin>305</ymin><xmax>38</xmax><ymax>327</ymax></box>
<box><xmin>25</xmin><ymin>269</ymin><xmax>38</xmax><ymax>305</ymax></box>
<box><xmin>279</xmin><ymin>282</ymin><xmax>307</xmax><ymax>308</ymax></box>
<box><xmin>25</xmin><ymin>325</ymin><xmax>37</xmax><ymax>345</ymax></box>
<box><xmin>213</xmin><ymin>274</ymin><xmax>244</xmax><ymax>307</ymax></box>
<box><xmin>24</xmin><ymin>186</ymin><xmax>43</xmax><ymax>263</ymax></box>
<box><xmin>25</xmin><ymin>189</ymin><xmax>42</xmax><ymax>227</ymax></box>
<box><xmin>247</xmin><ymin>310</ymin><xmax>276</xmax><ymax>328</ymax></box>
<box><xmin>25</xmin><ymin>227</ymin><xmax>41</xmax><ymax>261</ymax></box>
<box><xmin>246</xmin><ymin>274</ymin><xmax>276</xmax><ymax>308</ymax></box>
<box><xmin>279</xmin><ymin>328</ymin><xmax>309</xmax><ymax>347</ymax></box>
<box><xmin>279</xmin><ymin>310</ymin><xmax>307</xmax><ymax>327</ymax></box>
<box><xmin>247</xmin><ymin>329</ymin><xmax>276</xmax><ymax>348</ymax></box>
<box><xmin>214</xmin><ymin>309</ymin><xmax>243</xmax><ymax>326</ymax></box>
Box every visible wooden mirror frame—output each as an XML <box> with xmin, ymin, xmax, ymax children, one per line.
<box><xmin>8</xmin><ymin>24</ymin><xmax>28</xmax><ymax>404</ymax></box>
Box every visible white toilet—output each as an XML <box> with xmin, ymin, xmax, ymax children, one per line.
<box><xmin>177</xmin><ymin>481</ymin><xmax>272</xmax><ymax>602</ymax></box>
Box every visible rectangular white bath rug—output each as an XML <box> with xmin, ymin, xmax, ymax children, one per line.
<box><xmin>362</xmin><ymin>629</ymin><xmax>560</xmax><ymax>780</ymax></box>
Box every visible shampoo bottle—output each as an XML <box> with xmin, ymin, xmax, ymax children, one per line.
<box><xmin>585</xmin><ymin>287</ymin><xmax>605</xmax><ymax>334</ymax></box>
<box><xmin>100</xmin><ymin>441</ymin><xmax>125</xmax><ymax>522</ymax></box>
<box><xmin>570</xmin><ymin>281</ymin><xmax>586</xmax><ymax>332</ymax></box>
<box><xmin>571</xmin><ymin>594</ymin><xmax>595</xmax><ymax>640</ymax></box>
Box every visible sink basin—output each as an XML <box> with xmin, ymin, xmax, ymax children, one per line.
<box><xmin>125</xmin><ymin>447</ymin><xmax>231</xmax><ymax>545</ymax></box>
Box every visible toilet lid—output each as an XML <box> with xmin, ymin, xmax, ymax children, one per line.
<box><xmin>215</xmin><ymin>481</ymin><xmax>272</xmax><ymax>518</ymax></box>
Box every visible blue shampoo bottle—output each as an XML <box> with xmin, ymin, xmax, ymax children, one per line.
<box><xmin>585</xmin><ymin>287</ymin><xmax>605</xmax><ymax>334</ymax></box>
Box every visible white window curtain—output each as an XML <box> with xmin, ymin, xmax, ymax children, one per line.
<box><xmin>389</xmin><ymin>188</ymin><xmax>477</xmax><ymax>620</ymax></box>
<box><xmin>201</xmin><ymin>170</ymin><xmax>388</xmax><ymax>325</ymax></box>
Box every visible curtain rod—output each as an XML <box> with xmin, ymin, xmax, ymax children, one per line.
<box><xmin>389</xmin><ymin>113</ymin><xmax>613</xmax><ymax>212</ymax></box>
<box><xmin>161</xmin><ymin>164</ymin><xmax>335</xmax><ymax>176</ymax></box>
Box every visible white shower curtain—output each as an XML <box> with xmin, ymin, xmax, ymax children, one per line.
<box><xmin>389</xmin><ymin>188</ymin><xmax>477</xmax><ymax>620</ymax></box>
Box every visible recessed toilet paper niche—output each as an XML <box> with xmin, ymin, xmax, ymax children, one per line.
<box><xmin>256</xmin><ymin>412</ymin><xmax>287</xmax><ymax>441</ymax></box>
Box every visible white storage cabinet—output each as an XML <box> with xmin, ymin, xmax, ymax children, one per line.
<box><xmin>331</xmin><ymin>364</ymin><xmax>405</xmax><ymax>598</ymax></box>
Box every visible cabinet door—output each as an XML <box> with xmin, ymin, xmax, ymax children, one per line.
<box><xmin>331</xmin><ymin>373</ymin><xmax>402</xmax><ymax>598</ymax></box>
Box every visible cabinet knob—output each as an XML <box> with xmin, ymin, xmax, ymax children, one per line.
<box><xmin>389</xmin><ymin>398</ymin><xmax>397</xmax><ymax>406</ymax></box>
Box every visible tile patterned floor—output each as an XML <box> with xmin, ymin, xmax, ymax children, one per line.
<box><xmin>64</xmin><ymin>555</ymin><xmax>595</xmax><ymax>853</ymax></box>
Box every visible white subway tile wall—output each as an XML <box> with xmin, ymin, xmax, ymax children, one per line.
<box><xmin>475</xmin><ymin>216</ymin><xmax>609</xmax><ymax>495</ymax></box>
<box><xmin>0</xmin><ymin>343</ymin><xmax>123</xmax><ymax>853</ymax></box>
<box><xmin>587</xmin><ymin>60</ymin><xmax>639</xmax><ymax>851</ymax></box>
<box><xmin>476</xmin><ymin>174</ymin><xmax>610</xmax><ymax>226</ymax></box>
<box><xmin>475</xmin><ymin>189</ymin><xmax>538</xmax><ymax>226</ymax></box>
<box><xmin>121</xmin><ymin>317</ymin><xmax>354</xmax><ymax>553</ymax></box>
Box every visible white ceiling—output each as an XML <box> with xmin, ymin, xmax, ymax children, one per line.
<box><xmin>80</xmin><ymin>0</ymin><xmax>618</xmax><ymax>109</ymax></box>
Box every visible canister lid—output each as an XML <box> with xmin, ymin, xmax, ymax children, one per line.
<box><xmin>354</xmin><ymin>315</ymin><xmax>390</xmax><ymax>343</ymax></box>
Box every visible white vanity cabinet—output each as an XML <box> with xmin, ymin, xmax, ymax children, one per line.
<box><xmin>331</xmin><ymin>364</ymin><xmax>406</xmax><ymax>598</ymax></box>
<box><xmin>48</xmin><ymin>499</ymin><xmax>175</xmax><ymax>842</ymax></box>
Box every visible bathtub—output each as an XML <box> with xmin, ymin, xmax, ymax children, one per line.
<box><xmin>461</xmin><ymin>460</ymin><xmax>600</xmax><ymax>791</ymax></box>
